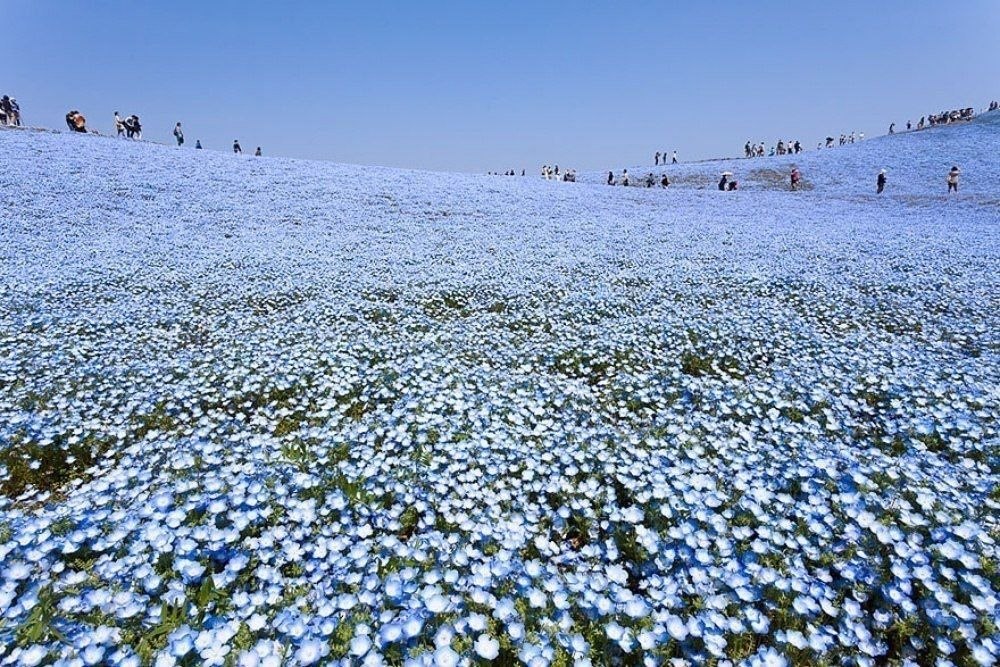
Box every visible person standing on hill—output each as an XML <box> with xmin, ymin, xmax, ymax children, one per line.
<box><xmin>254</xmin><ymin>147</ymin><xmax>262</xmax><ymax>157</ymax></box>
<box><xmin>889</xmin><ymin>123</ymin><xmax>895</xmax><ymax>135</ymax></box>
<box><xmin>672</xmin><ymin>151</ymin><xmax>678</xmax><ymax>164</ymax></box>
<box><xmin>195</xmin><ymin>139</ymin><xmax>203</xmax><ymax>149</ymax></box>
<box><xmin>607</xmin><ymin>171</ymin><xmax>615</xmax><ymax>186</ymax></box>
<box><xmin>114</xmin><ymin>111</ymin><xmax>125</xmax><ymax>137</ymax></box>
<box><xmin>233</xmin><ymin>140</ymin><xmax>242</xmax><ymax>154</ymax></box>
<box><xmin>174</xmin><ymin>122</ymin><xmax>184</xmax><ymax>146</ymax></box>
<box><xmin>621</xmin><ymin>169</ymin><xmax>629</xmax><ymax>186</ymax></box>
<box><xmin>947</xmin><ymin>166</ymin><xmax>960</xmax><ymax>193</ymax></box>
<box><xmin>1</xmin><ymin>96</ymin><xmax>14</xmax><ymax>125</ymax></box>
<box><xmin>655</xmin><ymin>151</ymin><xmax>661</xmax><ymax>166</ymax></box>
<box><xmin>877</xmin><ymin>169</ymin><xmax>887</xmax><ymax>194</ymax></box>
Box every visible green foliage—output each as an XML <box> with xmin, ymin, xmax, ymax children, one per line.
<box><xmin>15</xmin><ymin>586</ymin><xmax>64</xmax><ymax>647</ymax></box>
<box><xmin>134</xmin><ymin>601</ymin><xmax>189</xmax><ymax>664</ymax></box>
<box><xmin>1</xmin><ymin>430</ymin><xmax>114</xmax><ymax>499</ymax></box>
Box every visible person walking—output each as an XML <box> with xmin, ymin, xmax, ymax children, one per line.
<box><xmin>947</xmin><ymin>166</ymin><xmax>960</xmax><ymax>193</ymax></box>
<box><xmin>877</xmin><ymin>169</ymin><xmax>887</xmax><ymax>194</ymax></box>
<box><xmin>233</xmin><ymin>140</ymin><xmax>242</xmax><ymax>154</ymax></box>
<box><xmin>671</xmin><ymin>150</ymin><xmax>678</xmax><ymax>164</ymax></box>
<box><xmin>173</xmin><ymin>122</ymin><xmax>184</xmax><ymax>146</ymax></box>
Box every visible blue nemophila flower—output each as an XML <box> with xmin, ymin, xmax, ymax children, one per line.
<box><xmin>0</xmin><ymin>126</ymin><xmax>997</xmax><ymax>664</ymax></box>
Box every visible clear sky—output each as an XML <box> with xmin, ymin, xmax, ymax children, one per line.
<box><xmin>4</xmin><ymin>1</ymin><xmax>998</xmax><ymax>173</ymax></box>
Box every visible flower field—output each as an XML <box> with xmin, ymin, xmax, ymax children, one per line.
<box><xmin>0</xmin><ymin>122</ymin><xmax>998</xmax><ymax>666</ymax></box>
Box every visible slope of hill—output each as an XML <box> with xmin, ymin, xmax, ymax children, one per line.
<box><xmin>0</xmin><ymin>123</ymin><xmax>997</xmax><ymax>666</ymax></box>
<box><xmin>581</xmin><ymin>111</ymin><xmax>1000</xmax><ymax>201</ymax></box>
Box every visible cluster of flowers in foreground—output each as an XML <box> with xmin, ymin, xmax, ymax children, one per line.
<box><xmin>0</xmin><ymin>128</ymin><xmax>997</xmax><ymax>665</ymax></box>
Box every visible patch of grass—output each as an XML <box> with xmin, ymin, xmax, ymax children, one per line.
<box><xmin>1</xmin><ymin>431</ymin><xmax>115</xmax><ymax>499</ymax></box>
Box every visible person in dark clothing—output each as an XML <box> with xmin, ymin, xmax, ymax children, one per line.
<box><xmin>254</xmin><ymin>147</ymin><xmax>262</xmax><ymax>157</ymax></box>
<box><xmin>607</xmin><ymin>171</ymin><xmax>615</xmax><ymax>186</ymax></box>
<box><xmin>233</xmin><ymin>140</ymin><xmax>242</xmax><ymax>154</ymax></box>
<box><xmin>66</xmin><ymin>110</ymin><xmax>87</xmax><ymax>133</ymax></box>
<box><xmin>195</xmin><ymin>140</ymin><xmax>203</xmax><ymax>149</ymax></box>
<box><xmin>124</xmin><ymin>115</ymin><xmax>141</xmax><ymax>139</ymax></box>
<box><xmin>0</xmin><ymin>96</ymin><xmax>13</xmax><ymax>125</ymax></box>
<box><xmin>660</xmin><ymin>174</ymin><xmax>670</xmax><ymax>188</ymax></box>
<box><xmin>718</xmin><ymin>174</ymin><xmax>729</xmax><ymax>191</ymax></box>
<box><xmin>947</xmin><ymin>166</ymin><xmax>960</xmax><ymax>193</ymax></box>
<box><xmin>877</xmin><ymin>169</ymin><xmax>887</xmax><ymax>194</ymax></box>
<box><xmin>888</xmin><ymin>123</ymin><xmax>895</xmax><ymax>135</ymax></box>
<box><xmin>655</xmin><ymin>151</ymin><xmax>661</xmax><ymax>166</ymax></box>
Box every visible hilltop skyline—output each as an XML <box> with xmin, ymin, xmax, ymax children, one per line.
<box><xmin>5</xmin><ymin>0</ymin><xmax>999</xmax><ymax>172</ymax></box>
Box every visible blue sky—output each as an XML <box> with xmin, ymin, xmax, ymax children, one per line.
<box><xmin>4</xmin><ymin>1</ymin><xmax>998</xmax><ymax>172</ymax></box>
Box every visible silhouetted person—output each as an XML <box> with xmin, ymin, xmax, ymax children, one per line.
<box><xmin>233</xmin><ymin>140</ymin><xmax>242</xmax><ymax>154</ymax></box>
<box><xmin>877</xmin><ymin>169</ymin><xmax>887</xmax><ymax>194</ymax></box>
<box><xmin>254</xmin><ymin>147</ymin><xmax>262</xmax><ymax>157</ymax></box>
<box><xmin>195</xmin><ymin>140</ymin><xmax>203</xmax><ymax>149</ymax></box>
<box><xmin>947</xmin><ymin>166</ymin><xmax>960</xmax><ymax>193</ymax></box>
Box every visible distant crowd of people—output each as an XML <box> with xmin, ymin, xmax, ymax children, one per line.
<box><xmin>822</xmin><ymin>132</ymin><xmax>865</xmax><ymax>148</ymax></box>
<box><xmin>0</xmin><ymin>95</ymin><xmax>21</xmax><ymax>126</ymax></box>
<box><xmin>886</xmin><ymin>107</ymin><xmax>978</xmax><ymax>135</ymax></box>
<box><xmin>744</xmin><ymin>139</ymin><xmax>803</xmax><ymax>158</ymax></box>
<box><xmin>654</xmin><ymin>151</ymin><xmax>678</xmax><ymax>165</ymax></box>
<box><xmin>2</xmin><ymin>92</ymin><xmax>993</xmax><ymax>198</ymax></box>
<box><xmin>607</xmin><ymin>169</ymin><xmax>671</xmax><ymax>188</ymax></box>
<box><xmin>541</xmin><ymin>165</ymin><xmax>577</xmax><ymax>182</ymax></box>
<box><xmin>7</xmin><ymin>102</ymin><xmax>268</xmax><ymax>157</ymax></box>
